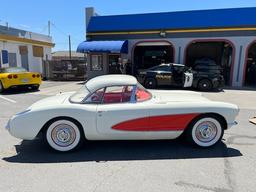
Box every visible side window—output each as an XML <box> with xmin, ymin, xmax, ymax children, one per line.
<box><xmin>85</xmin><ymin>88</ymin><xmax>105</xmax><ymax>104</ymax></box>
<box><xmin>103</xmin><ymin>86</ymin><xmax>133</xmax><ymax>104</ymax></box>
<box><xmin>91</xmin><ymin>54</ymin><xmax>103</xmax><ymax>71</ymax></box>
<box><xmin>156</xmin><ymin>66</ymin><xmax>171</xmax><ymax>72</ymax></box>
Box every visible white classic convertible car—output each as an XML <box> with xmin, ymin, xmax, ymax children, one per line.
<box><xmin>6</xmin><ymin>75</ymin><xmax>239</xmax><ymax>152</ymax></box>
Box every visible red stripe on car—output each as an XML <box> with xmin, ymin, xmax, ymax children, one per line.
<box><xmin>112</xmin><ymin>114</ymin><xmax>200</xmax><ymax>131</ymax></box>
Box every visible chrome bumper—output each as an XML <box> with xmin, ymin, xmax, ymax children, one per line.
<box><xmin>227</xmin><ymin>121</ymin><xmax>238</xmax><ymax>129</ymax></box>
<box><xmin>5</xmin><ymin>120</ymin><xmax>11</xmax><ymax>131</ymax></box>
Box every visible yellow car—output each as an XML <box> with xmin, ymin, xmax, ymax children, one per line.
<box><xmin>0</xmin><ymin>67</ymin><xmax>42</xmax><ymax>92</ymax></box>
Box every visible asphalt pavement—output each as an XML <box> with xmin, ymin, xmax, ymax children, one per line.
<box><xmin>0</xmin><ymin>81</ymin><xmax>255</xmax><ymax>192</ymax></box>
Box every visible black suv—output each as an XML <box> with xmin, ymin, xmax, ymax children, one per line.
<box><xmin>191</xmin><ymin>58</ymin><xmax>225</xmax><ymax>91</ymax></box>
<box><xmin>137</xmin><ymin>63</ymin><xmax>187</xmax><ymax>89</ymax></box>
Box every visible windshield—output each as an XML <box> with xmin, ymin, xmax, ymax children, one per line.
<box><xmin>70</xmin><ymin>85</ymin><xmax>90</xmax><ymax>103</ymax></box>
<box><xmin>0</xmin><ymin>67</ymin><xmax>27</xmax><ymax>73</ymax></box>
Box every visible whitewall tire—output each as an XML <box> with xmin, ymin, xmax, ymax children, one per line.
<box><xmin>187</xmin><ymin>116</ymin><xmax>224</xmax><ymax>147</ymax></box>
<box><xmin>46</xmin><ymin>120</ymin><xmax>81</xmax><ymax>152</ymax></box>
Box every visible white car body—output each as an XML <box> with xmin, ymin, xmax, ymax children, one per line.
<box><xmin>6</xmin><ymin>75</ymin><xmax>239</xmax><ymax>147</ymax></box>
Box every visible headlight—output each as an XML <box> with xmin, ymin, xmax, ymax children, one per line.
<box><xmin>16</xmin><ymin>109</ymin><xmax>31</xmax><ymax>116</ymax></box>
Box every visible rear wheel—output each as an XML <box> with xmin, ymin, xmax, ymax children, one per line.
<box><xmin>0</xmin><ymin>81</ymin><xmax>4</xmax><ymax>93</ymax></box>
<box><xmin>46</xmin><ymin>119</ymin><xmax>82</xmax><ymax>152</ymax></box>
<box><xmin>186</xmin><ymin>115</ymin><xmax>224</xmax><ymax>147</ymax></box>
<box><xmin>144</xmin><ymin>78</ymin><xmax>157</xmax><ymax>89</ymax></box>
<box><xmin>30</xmin><ymin>85</ymin><xmax>40</xmax><ymax>91</ymax></box>
<box><xmin>198</xmin><ymin>79</ymin><xmax>212</xmax><ymax>91</ymax></box>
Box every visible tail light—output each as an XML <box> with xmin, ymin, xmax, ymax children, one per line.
<box><xmin>13</xmin><ymin>74</ymin><xmax>18</xmax><ymax>79</ymax></box>
<box><xmin>32</xmin><ymin>74</ymin><xmax>36</xmax><ymax>78</ymax></box>
<box><xmin>7</xmin><ymin>75</ymin><xmax>13</xmax><ymax>79</ymax></box>
<box><xmin>36</xmin><ymin>74</ymin><xmax>40</xmax><ymax>78</ymax></box>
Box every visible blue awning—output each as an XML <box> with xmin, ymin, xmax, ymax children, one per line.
<box><xmin>77</xmin><ymin>40</ymin><xmax>128</xmax><ymax>53</ymax></box>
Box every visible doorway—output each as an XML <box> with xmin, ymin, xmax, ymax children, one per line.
<box><xmin>244</xmin><ymin>42</ymin><xmax>256</xmax><ymax>86</ymax></box>
<box><xmin>185</xmin><ymin>41</ymin><xmax>234</xmax><ymax>85</ymax></box>
<box><xmin>133</xmin><ymin>41</ymin><xmax>174</xmax><ymax>75</ymax></box>
<box><xmin>21</xmin><ymin>54</ymin><xmax>29</xmax><ymax>70</ymax></box>
<box><xmin>108</xmin><ymin>54</ymin><xmax>121</xmax><ymax>74</ymax></box>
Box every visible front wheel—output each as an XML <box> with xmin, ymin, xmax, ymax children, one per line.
<box><xmin>46</xmin><ymin>119</ymin><xmax>82</xmax><ymax>152</ymax></box>
<box><xmin>0</xmin><ymin>81</ymin><xmax>4</xmax><ymax>93</ymax></box>
<box><xmin>30</xmin><ymin>85</ymin><xmax>40</xmax><ymax>91</ymax></box>
<box><xmin>186</xmin><ymin>116</ymin><xmax>224</xmax><ymax>147</ymax></box>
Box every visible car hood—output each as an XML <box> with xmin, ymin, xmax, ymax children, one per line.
<box><xmin>30</xmin><ymin>92</ymin><xmax>75</xmax><ymax>109</ymax></box>
<box><xmin>150</xmin><ymin>90</ymin><xmax>210</xmax><ymax>103</ymax></box>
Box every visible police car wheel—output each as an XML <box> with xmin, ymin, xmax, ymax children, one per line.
<box><xmin>145</xmin><ymin>78</ymin><xmax>157</xmax><ymax>89</ymax></box>
<box><xmin>0</xmin><ymin>81</ymin><xmax>3</xmax><ymax>93</ymax></box>
<box><xmin>198</xmin><ymin>79</ymin><xmax>212</xmax><ymax>91</ymax></box>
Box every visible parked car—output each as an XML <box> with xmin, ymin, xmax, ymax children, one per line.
<box><xmin>192</xmin><ymin>58</ymin><xmax>225</xmax><ymax>91</ymax></box>
<box><xmin>6</xmin><ymin>75</ymin><xmax>239</xmax><ymax>152</ymax></box>
<box><xmin>0</xmin><ymin>67</ymin><xmax>42</xmax><ymax>92</ymax></box>
<box><xmin>137</xmin><ymin>63</ymin><xmax>189</xmax><ymax>89</ymax></box>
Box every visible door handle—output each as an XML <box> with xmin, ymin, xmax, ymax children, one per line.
<box><xmin>98</xmin><ymin>111</ymin><xmax>107</xmax><ymax>117</ymax></box>
<box><xmin>98</xmin><ymin>110</ymin><xmax>107</xmax><ymax>113</ymax></box>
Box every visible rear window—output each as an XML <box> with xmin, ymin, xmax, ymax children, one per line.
<box><xmin>136</xmin><ymin>84</ymin><xmax>152</xmax><ymax>102</ymax></box>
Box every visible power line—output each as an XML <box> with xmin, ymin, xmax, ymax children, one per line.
<box><xmin>51</xmin><ymin>22</ymin><xmax>69</xmax><ymax>37</ymax></box>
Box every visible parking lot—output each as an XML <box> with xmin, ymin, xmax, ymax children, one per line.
<box><xmin>0</xmin><ymin>81</ymin><xmax>256</xmax><ymax>192</ymax></box>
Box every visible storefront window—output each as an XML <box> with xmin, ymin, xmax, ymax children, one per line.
<box><xmin>91</xmin><ymin>54</ymin><xmax>103</xmax><ymax>71</ymax></box>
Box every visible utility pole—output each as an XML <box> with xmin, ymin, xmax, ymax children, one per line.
<box><xmin>69</xmin><ymin>35</ymin><xmax>72</xmax><ymax>60</ymax></box>
<box><xmin>48</xmin><ymin>20</ymin><xmax>51</xmax><ymax>36</ymax></box>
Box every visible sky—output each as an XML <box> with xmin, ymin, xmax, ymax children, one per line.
<box><xmin>1</xmin><ymin>0</ymin><xmax>256</xmax><ymax>51</ymax></box>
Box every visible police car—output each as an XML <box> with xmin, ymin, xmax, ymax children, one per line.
<box><xmin>137</xmin><ymin>63</ymin><xmax>192</xmax><ymax>89</ymax></box>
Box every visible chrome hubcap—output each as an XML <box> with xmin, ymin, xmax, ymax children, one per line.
<box><xmin>51</xmin><ymin>124</ymin><xmax>76</xmax><ymax>147</ymax></box>
<box><xmin>195</xmin><ymin>121</ymin><xmax>217</xmax><ymax>143</ymax></box>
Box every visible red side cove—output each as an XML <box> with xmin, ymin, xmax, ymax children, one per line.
<box><xmin>112</xmin><ymin>114</ymin><xmax>200</xmax><ymax>131</ymax></box>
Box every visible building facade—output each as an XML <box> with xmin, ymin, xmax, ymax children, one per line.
<box><xmin>78</xmin><ymin>7</ymin><xmax>256</xmax><ymax>87</ymax></box>
<box><xmin>0</xmin><ymin>25</ymin><xmax>54</xmax><ymax>74</ymax></box>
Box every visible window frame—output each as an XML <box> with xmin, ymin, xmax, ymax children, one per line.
<box><xmin>82</xmin><ymin>85</ymin><xmax>137</xmax><ymax>105</ymax></box>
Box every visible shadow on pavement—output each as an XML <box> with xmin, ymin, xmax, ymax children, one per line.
<box><xmin>3</xmin><ymin>138</ymin><xmax>242</xmax><ymax>164</ymax></box>
<box><xmin>0</xmin><ymin>88</ymin><xmax>39</xmax><ymax>95</ymax></box>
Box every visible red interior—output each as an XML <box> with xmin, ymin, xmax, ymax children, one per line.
<box><xmin>103</xmin><ymin>92</ymin><xmax>132</xmax><ymax>104</ymax></box>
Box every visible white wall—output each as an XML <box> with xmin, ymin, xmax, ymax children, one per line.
<box><xmin>0</xmin><ymin>41</ymin><xmax>52</xmax><ymax>73</ymax></box>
